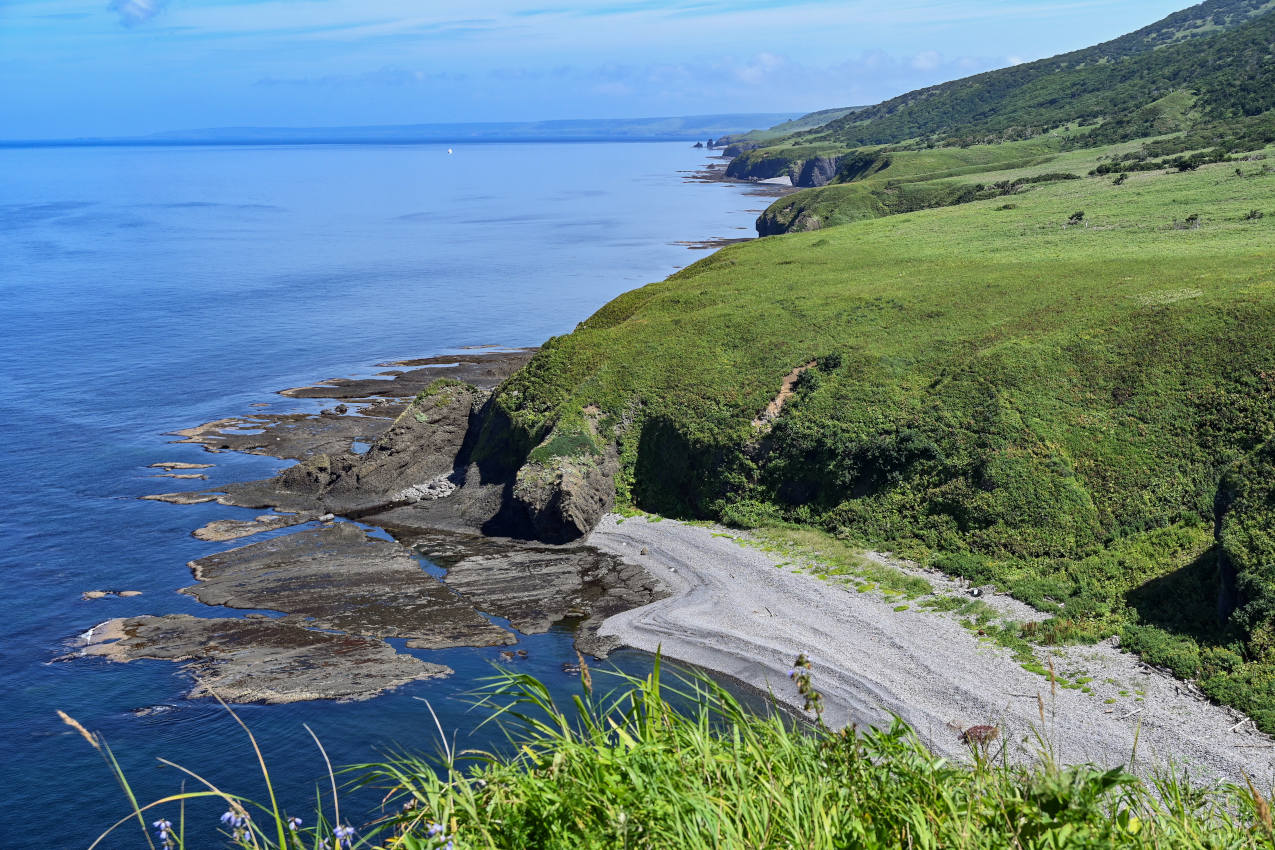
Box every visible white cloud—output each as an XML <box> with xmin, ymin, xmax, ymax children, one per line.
<box><xmin>910</xmin><ymin>50</ymin><xmax>941</xmax><ymax>71</ymax></box>
<box><xmin>109</xmin><ymin>0</ymin><xmax>167</xmax><ymax>26</ymax></box>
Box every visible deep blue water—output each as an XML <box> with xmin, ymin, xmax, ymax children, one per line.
<box><xmin>0</xmin><ymin>142</ymin><xmax>763</xmax><ymax>849</ymax></box>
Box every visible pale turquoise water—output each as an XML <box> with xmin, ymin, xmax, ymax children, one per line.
<box><xmin>0</xmin><ymin>141</ymin><xmax>762</xmax><ymax>849</ymax></box>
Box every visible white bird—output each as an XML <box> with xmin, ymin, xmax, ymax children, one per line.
<box><xmin>447</xmin><ymin>147</ymin><xmax>453</xmax><ymax>155</ymax></box>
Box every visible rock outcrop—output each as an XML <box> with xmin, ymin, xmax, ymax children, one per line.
<box><xmin>185</xmin><ymin>522</ymin><xmax>515</xmax><ymax>648</ymax></box>
<box><xmin>793</xmin><ymin>156</ymin><xmax>841</xmax><ymax>188</ymax></box>
<box><xmin>512</xmin><ymin>446</ymin><xmax>621</xmax><ymax>543</ymax></box>
<box><xmin>78</xmin><ymin>614</ymin><xmax>451</xmax><ymax>703</ymax></box>
<box><xmin>725</xmin><ymin>151</ymin><xmax>846</xmax><ymax>187</ymax></box>
<box><xmin>229</xmin><ymin>381</ymin><xmax>478</xmax><ymax>516</ymax></box>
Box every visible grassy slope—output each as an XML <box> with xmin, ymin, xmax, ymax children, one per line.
<box><xmin>493</xmin><ymin>154</ymin><xmax>1275</xmax><ymax>726</ymax></box>
<box><xmin>717</xmin><ymin>106</ymin><xmax>861</xmax><ymax>147</ymax></box>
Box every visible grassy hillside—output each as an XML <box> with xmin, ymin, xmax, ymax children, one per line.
<box><xmin>716</xmin><ymin>106</ymin><xmax>861</xmax><ymax>149</ymax></box>
<box><xmin>488</xmin><ymin>149</ymin><xmax>1275</xmax><ymax>727</ymax></box>
<box><xmin>805</xmin><ymin>0</ymin><xmax>1275</xmax><ymax>149</ymax></box>
<box><xmin>726</xmin><ymin>1</ymin><xmax>1275</xmax><ymax>197</ymax></box>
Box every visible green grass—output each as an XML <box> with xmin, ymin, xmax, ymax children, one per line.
<box><xmin>75</xmin><ymin>663</ymin><xmax>1275</xmax><ymax>849</ymax></box>
<box><xmin>486</xmin><ymin>150</ymin><xmax>1275</xmax><ymax>727</ymax></box>
<box><xmin>739</xmin><ymin>524</ymin><xmax>932</xmax><ymax>599</ymax></box>
<box><xmin>754</xmin><ymin>135</ymin><xmax>1244</xmax><ymax>234</ymax></box>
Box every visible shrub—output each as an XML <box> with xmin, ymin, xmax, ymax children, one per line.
<box><xmin>793</xmin><ymin>368</ymin><xmax>823</xmax><ymax>395</ymax></box>
<box><xmin>932</xmin><ymin>551</ymin><xmax>998</xmax><ymax>586</ymax></box>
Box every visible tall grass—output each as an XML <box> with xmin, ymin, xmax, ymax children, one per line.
<box><xmin>70</xmin><ymin>657</ymin><xmax>1275</xmax><ymax>849</ymax></box>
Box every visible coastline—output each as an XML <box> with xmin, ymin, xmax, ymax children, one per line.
<box><xmin>591</xmin><ymin>513</ymin><xmax>1275</xmax><ymax>785</ymax></box>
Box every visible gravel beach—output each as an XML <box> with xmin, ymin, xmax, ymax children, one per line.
<box><xmin>592</xmin><ymin>514</ymin><xmax>1275</xmax><ymax>787</ymax></box>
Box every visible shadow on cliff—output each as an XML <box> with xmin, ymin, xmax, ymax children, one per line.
<box><xmin>1125</xmin><ymin>546</ymin><xmax>1234</xmax><ymax>646</ymax></box>
<box><xmin>633</xmin><ymin>416</ymin><xmax>734</xmax><ymax>520</ymax></box>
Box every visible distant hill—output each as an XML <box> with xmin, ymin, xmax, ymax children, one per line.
<box><xmin>802</xmin><ymin>0</ymin><xmax>1275</xmax><ymax>147</ymax></box>
<box><xmin>2</xmin><ymin>114</ymin><xmax>801</xmax><ymax>148</ymax></box>
<box><xmin>716</xmin><ymin>107</ymin><xmax>863</xmax><ymax>149</ymax></box>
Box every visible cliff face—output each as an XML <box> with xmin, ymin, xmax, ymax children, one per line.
<box><xmin>793</xmin><ymin>156</ymin><xmax>841</xmax><ymax>187</ymax></box>
<box><xmin>724</xmin><ymin>149</ymin><xmax>848</xmax><ymax>187</ymax></box>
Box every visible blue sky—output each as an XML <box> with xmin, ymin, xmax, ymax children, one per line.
<box><xmin>0</xmin><ymin>0</ymin><xmax>1191</xmax><ymax>138</ymax></box>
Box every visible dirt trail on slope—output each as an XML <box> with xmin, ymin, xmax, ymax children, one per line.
<box><xmin>752</xmin><ymin>361</ymin><xmax>816</xmax><ymax>429</ymax></box>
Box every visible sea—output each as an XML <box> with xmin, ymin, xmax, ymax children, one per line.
<box><xmin>0</xmin><ymin>141</ymin><xmax>765</xmax><ymax>849</ymax></box>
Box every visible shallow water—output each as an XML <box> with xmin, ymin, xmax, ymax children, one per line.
<box><xmin>0</xmin><ymin>141</ymin><xmax>763</xmax><ymax>849</ymax></box>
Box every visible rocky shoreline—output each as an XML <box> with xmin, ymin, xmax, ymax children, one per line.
<box><xmin>73</xmin><ymin>348</ymin><xmax>668</xmax><ymax>704</ymax></box>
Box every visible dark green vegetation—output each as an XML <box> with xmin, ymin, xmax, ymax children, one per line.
<box><xmin>362</xmin><ymin>667</ymin><xmax>1275</xmax><ymax>849</ymax></box>
<box><xmin>83</xmin><ymin>666</ymin><xmax>1275</xmax><ymax>848</ymax></box>
<box><xmin>757</xmin><ymin>0</ymin><xmax>1275</xmax><ymax>152</ymax></box>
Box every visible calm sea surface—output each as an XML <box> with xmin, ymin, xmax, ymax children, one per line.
<box><xmin>0</xmin><ymin>141</ymin><xmax>762</xmax><ymax>849</ymax></box>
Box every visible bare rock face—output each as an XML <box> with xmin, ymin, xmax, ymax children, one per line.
<box><xmin>378</xmin><ymin>526</ymin><xmax>669</xmax><ymax>658</ymax></box>
<box><xmin>249</xmin><ymin>383</ymin><xmax>478</xmax><ymax>515</ymax></box>
<box><xmin>512</xmin><ymin>447</ymin><xmax>620</xmax><ymax>543</ymax></box>
<box><xmin>184</xmin><ymin>522</ymin><xmax>514</xmax><ymax>648</ymax></box>
<box><xmin>793</xmin><ymin>156</ymin><xmax>841</xmax><ymax>188</ymax></box>
<box><xmin>78</xmin><ymin>615</ymin><xmax>449</xmax><ymax>703</ymax></box>
<box><xmin>192</xmin><ymin>513</ymin><xmax>315</xmax><ymax>542</ymax></box>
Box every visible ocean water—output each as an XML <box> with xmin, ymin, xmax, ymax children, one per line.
<box><xmin>0</xmin><ymin>141</ymin><xmax>763</xmax><ymax>849</ymax></box>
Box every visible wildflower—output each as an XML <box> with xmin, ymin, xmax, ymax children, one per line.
<box><xmin>152</xmin><ymin>819</ymin><xmax>174</xmax><ymax>848</ymax></box>
<box><xmin>427</xmin><ymin>822</ymin><xmax>444</xmax><ymax>838</ymax></box>
<box><xmin>334</xmin><ymin>824</ymin><xmax>356</xmax><ymax>848</ymax></box>
<box><xmin>288</xmin><ymin>816</ymin><xmax>303</xmax><ymax>831</ymax></box>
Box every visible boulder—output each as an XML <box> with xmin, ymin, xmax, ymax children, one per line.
<box><xmin>513</xmin><ymin>446</ymin><xmax>620</xmax><ymax>543</ymax></box>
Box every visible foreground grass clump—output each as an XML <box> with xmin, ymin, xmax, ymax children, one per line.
<box><xmin>76</xmin><ymin>662</ymin><xmax>1275</xmax><ymax>849</ymax></box>
<box><xmin>359</xmin><ymin>664</ymin><xmax>1275</xmax><ymax>850</ymax></box>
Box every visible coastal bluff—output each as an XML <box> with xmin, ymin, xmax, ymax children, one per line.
<box><xmin>222</xmin><ymin>370</ymin><xmax>620</xmax><ymax>544</ymax></box>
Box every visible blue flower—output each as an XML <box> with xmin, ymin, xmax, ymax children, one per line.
<box><xmin>334</xmin><ymin>824</ymin><xmax>356</xmax><ymax>848</ymax></box>
<box><xmin>288</xmin><ymin>816</ymin><xmax>303</xmax><ymax>831</ymax></box>
<box><xmin>427</xmin><ymin>823</ymin><xmax>444</xmax><ymax>837</ymax></box>
<box><xmin>152</xmin><ymin>819</ymin><xmax>174</xmax><ymax>846</ymax></box>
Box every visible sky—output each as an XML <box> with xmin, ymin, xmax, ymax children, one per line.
<box><xmin>0</xmin><ymin>0</ymin><xmax>1195</xmax><ymax>139</ymax></box>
